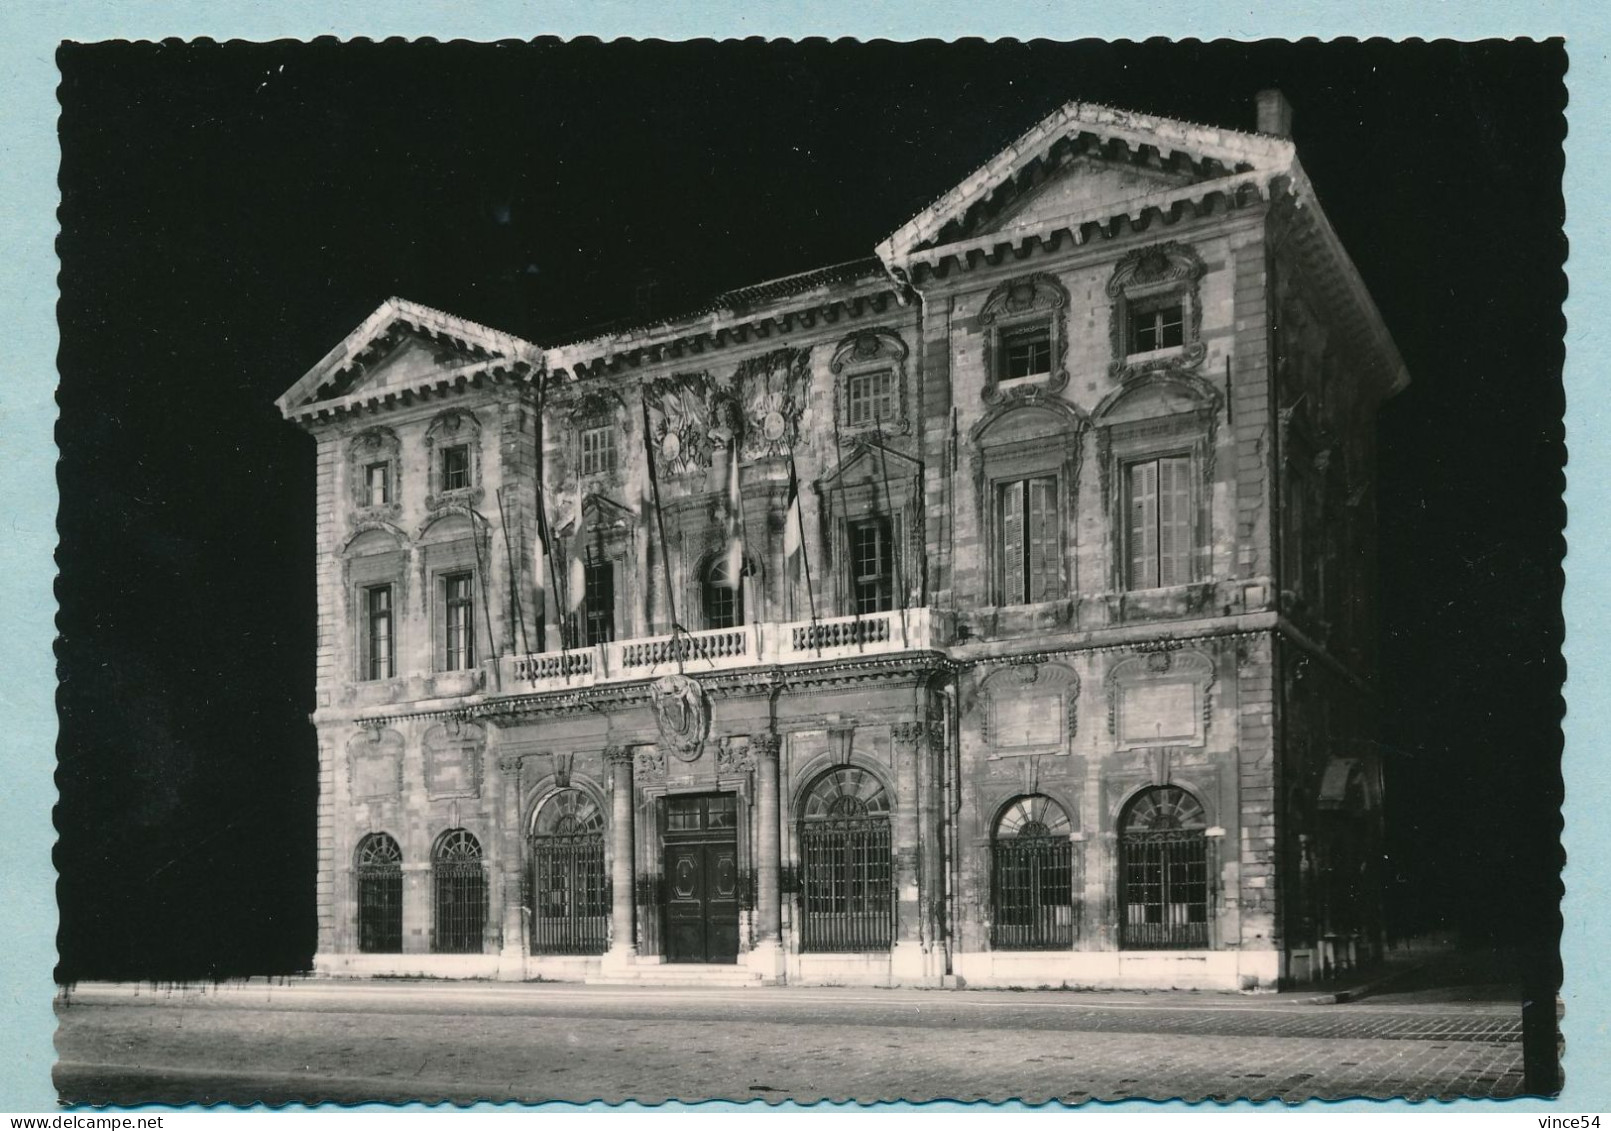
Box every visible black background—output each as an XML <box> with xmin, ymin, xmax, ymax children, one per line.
<box><xmin>54</xmin><ymin>38</ymin><xmax>1565</xmax><ymax>982</ymax></box>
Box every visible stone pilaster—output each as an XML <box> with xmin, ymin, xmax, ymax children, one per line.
<box><xmin>496</xmin><ymin>751</ymin><xmax>527</xmax><ymax>975</ymax></box>
<box><xmin>604</xmin><ymin>745</ymin><xmax>637</xmax><ymax>970</ymax></box>
<box><xmin>747</xmin><ymin>732</ymin><xmax>785</xmax><ymax>981</ymax></box>
<box><xmin>890</xmin><ymin>721</ymin><xmax>941</xmax><ymax>983</ymax></box>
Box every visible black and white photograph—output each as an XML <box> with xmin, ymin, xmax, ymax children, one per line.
<box><xmin>48</xmin><ymin>36</ymin><xmax>1566</xmax><ymax>1107</ymax></box>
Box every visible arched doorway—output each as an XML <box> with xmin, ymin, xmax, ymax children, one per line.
<box><xmin>798</xmin><ymin>766</ymin><xmax>893</xmax><ymax>952</ymax></box>
<box><xmin>1118</xmin><ymin>786</ymin><xmax>1209</xmax><ymax>950</ymax></box>
<box><xmin>355</xmin><ymin>832</ymin><xmax>402</xmax><ymax>954</ymax></box>
<box><xmin>529</xmin><ymin>789</ymin><xmax>608</xmax><ymax>955</ymax></box>
<box><xmin>991</xmin><ymin>795</ymin><xmax>1075</xmax><ymax>950</ymax></box>
<box><xmin>432</xmin><ymin>828</ymin><xmax>487</xmax><ymax>954</ymax></box>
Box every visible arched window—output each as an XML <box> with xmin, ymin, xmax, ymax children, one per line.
<box><xmin>355</xmin><ymin>832</ymin><xmax>402</xmax><ymax>954</ymax></box>
<box><xmin>703</xmin><ymin>554</ymin><xmax>745</xmax><ymax>630</ymax></box>
<box><xmin>991</xmin><ymin>795</ymin><xmax>1075</xmax><ymax>950</ymax></box>
<box><xmin>798</xmin><ymin>766</ymin><xmax>892</xmax><ymax>952</ymax></box>
<box><xmin>529</xmin><ymin>790</ymin><xmax>608</xmax><ymax>955</ymax></box>
<box><xmin>1118</xmin><ymin>786</ymin><xmax>1209</xmax><ymax>950</ymax></box>
<box><xmin>432</xmin><ymin>828</ymin><xmax>486</xmax><ymax>954</ymax></box>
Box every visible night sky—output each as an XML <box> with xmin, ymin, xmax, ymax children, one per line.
<box><xmin>53</xmin><ymin>39</ymin><xmax>1565</xmax><ymax>981</ymax></box>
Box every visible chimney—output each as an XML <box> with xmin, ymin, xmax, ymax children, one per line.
<box><xmin>1256</xmin><ymin>89</ymin><xmax>1294</xmax><ymax>138</ymax></box>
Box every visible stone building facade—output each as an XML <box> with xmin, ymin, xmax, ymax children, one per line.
<box><xmin>277</xmin><ymin>93</ymin><xmax>1406</xmax><ymax>990</ymax></box>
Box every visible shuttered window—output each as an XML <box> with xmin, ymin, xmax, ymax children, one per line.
<box><xmin>999</xmin><ymin>476</ymin><xmax>1059</xmax><ymax>605</ymax></box>
<box><xmin>1126</xmin><ymin>456</ymin><xmax>1192</xmax><ymax>589</ymax></box>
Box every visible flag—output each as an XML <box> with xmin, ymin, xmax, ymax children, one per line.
<box><xmin>723</xmin><ymin>437</ymin><xmax>745</xmax><ymax>583</ymax></box>
<box><xmin>532</xmin><ymin>487</ymin><xmax>549</xmax><ymax>614</ymax></box>
<box><xmin>567</xmin><ymin>485</ymin><xmax>588</xmax><ymax>615</ymax></box>
<box><xmin>782</xmin><ymin>454</ymin><xmax>802</xmax><ymax>564</ymax></box>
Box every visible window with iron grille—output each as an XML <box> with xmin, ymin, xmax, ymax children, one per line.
<box><xmin>441</xmin><ymin>444</ymin><xmax>472</xmax><ymax>491</ymax></box>
<box><xmin>1125</xmin><ymin>455</ymin><xmax>1193</xmax><ymax>589</ymax></box>
<box><xmin>798</xmin><ymin>766</ymin><xmax>893</xmax><ymax>952</ymax></box>
<box><xmin>991</xmin><ymin>795</ymin><xmax>1075</xmax><ymax>950</ymax></box>
<box><xmin>432</xmin><ymin>828</ymin><xmax>486</xmax><ymax>954</ymax></box>
<box><xmin>998</xmin><ymin>322</ymin><xmax>1052</xmax><ymax>379</ymax></box>
<box><xmin>356</xmin><ymin>832</ymin><xmax>403</xmax><ymax>953</ymax></box>
<box><xmin>583</xmin><ymin>558</ymin><xmax>614</xmax><ymax>645</ymax></box>
<box><xmin>847</xmin><ymin>516</ymin><xmax>894</xmax><ymax>614</ymax></box>
<box><xmin>579</xmin><ymin>425</ymin><xmax>617</xmax><ymax>475</ymax></box>
<box><xmin>1127</xmin><ymin>297</ymin><xmax>1185</xmax><ymax>354</ymax></box>
<box><xmin>845</xmin><ymin>368</ymin><xmax>896</xmax><ymax>428</ymax></box>
<box><xmin>998</xmin><ymin>476</ymin><xmax>1060</xmax><ymax>605</ymax></box>
<box><xmin>363</xmin><ymin>584</ymin><xmax>395</xmax><ymax>681</ymax></box>
<box><xmin>364</xmin><ymin>461</ymin><xmax>391</xmax><ymax>507</ymax></box>
<box><xmin>529</xmin><ymin>790</ymin><xmax>608</xmax><ymax>955</ymax></box>
<box><xmin>703</xmin><ymin>554</ymin><xmax>744</xmax><ymax>630</ymax></box>
<box><xmin>1118</xmin><ymin>786</ymin><xmax>1209</xmax><ymax>950</ymax></box>
<box><xmin>443</xmin><ymin>572</ymin><xmax>475</xmax><ymax>670</ymax></box>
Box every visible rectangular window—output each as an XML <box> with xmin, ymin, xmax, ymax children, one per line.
<box><xmin>845</xmin><ymin>369</ymin><xmax>896</xmax><ymax>427</ymax></box>
<box><xmin>999</xmin><ymin>476</ymin><xmax>1060</xmax><ymax>605</ymax></box>
<box><xmin>848</xmin><ymin>517</ymin><xmax>894</xmax><ymax>614</ymax></box>
<box><xmin>364</xmin><ymin>462</ymin><xmax>391</xmax><ymax>507</ymax></box>
<box><xmin>1126</xmin><ymin>456</ymin><xmax>1193</xmax><ymax>589</ymax></box>
<box><xmin>441</xmin><ymin>445</ymin><xmax>471</xmax><ymax>491</ymax></box>
<box><xmin>364</xmin><ymin>585</ymin><xmax>394</xmax><ymax>680</ymax></box>
<box><xmin>1128</xmin><ymin>298</ymin><xmax>1185</xmax><ymax>354</ymax></box>
<box><xmin>583</xmin><ymin>558</ymin><xmax>615</xmax><ymax>646</ymax></box>
<box><xmin>1000</xmin><ymin>323</ymin><xmax>1052</xmax><ymax>380</ymax></box>
<box><xmin>579</xmin><ymin>425</ymin><xmax>617</xmax><ymax>475</ymax></box>
<box><xmin>444</xmin><ymin>572</ymin><xmax>475</xmax><ymax>670</ymax></box>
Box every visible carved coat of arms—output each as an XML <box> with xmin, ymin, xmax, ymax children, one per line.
<box><xmin>650</xmin><ymin>673</ymin><xmax>710</xmax><ymax>760</ymax></box>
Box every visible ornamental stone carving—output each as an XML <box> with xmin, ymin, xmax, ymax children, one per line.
<box><xmin>644</xmin><ymin>372</ymin><xmax>715</xmax><ymax>476</ymax></box>
<box><xmin>650</xmin><ymin>673</ymin><xmax>710</xmax><ymax>760</ymax></box>
<box><xmin>735</xmin><ymin>347</ymin><xmax>811</xmax><ymax>458</ymax></box>
<box><xmin>423</xmin><ymin>720</ymin><xmax>486</xmax><ymax>799</ymax></box>
<box><xmin>829</xmin><ymin>329</ymin><xmax>910</xmax><ymax>437</ymax></box>
<box><xmin>978</xmin><ymin>661</ymin><xmax>1079</xmax><ymax>755</ymax></box>
<box><xmin>1106</xmin><ymin>649</ymin><xmax>1215</xmax><ymax>749</ymax></box>
<box><xmin>978</xmin><ymin>273</ymin><xmax>1070</xmax><ymax>406</ymax></box>
<box><xmin>634</xmin><ymin>745</ymin><xmax>666</xmax><ymax>777</ymax></box>
<box><xmin>716</xmin><ymin>737</ymin><xmax>755</xmax><ymax>775</ymax></box>
<box><xmin>346</xmin><ymin>727</ymin><xmax>404</xmax><ymax>801</ymax></box>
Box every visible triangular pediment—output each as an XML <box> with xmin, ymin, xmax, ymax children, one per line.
<box><xmin>970</xmin><ymin>154</ymin><xmax>1200</xmax><ymax>239</ymax></box>
<box><xmin>276</xmin><ymin>297</ymin><xmax>542</xmax><ymax>419</ymax></box>
<box><xmin>819</xmin><ymin>441</ymin><xmax>922</xmax><ymax>491</ymax></box>
<box><xmin>877</xmin><ymin>101</ymin><xmax>1296</xmax><ymax>265</ymax></box>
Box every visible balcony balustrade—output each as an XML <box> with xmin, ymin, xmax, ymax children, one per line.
<box><xmin>502</xmin><ymin>607</ymin><xmax>935</xmax><ymax>693</ymax></box>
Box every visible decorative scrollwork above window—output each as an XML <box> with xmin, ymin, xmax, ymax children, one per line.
<box><xmin>979</xmin><ymin>661</ymin><xmax>1079</xmax><ymax>756</ymax></box>
<box><xmin>1106</xmin><ymin>648</ymin><xmax>1215</xmax><ymax>749</ymax></box>
<box><xmin>978</xmin><ymin>273</ymin><xmax>1070</xmax><ymax>406</ymax></box>
<box><xmin>423</xmin><ymin>720</ymin><xmax>486</xmax><ymax>800</ymax></box>
<box><xmin>1107</xmin><ymin>241</ymin><xmax>1208</xmax><ymax>381</ymax></box>
<box><xmin>830</xmin><ymin>329</ymin><xmax>910</xmax><ymax>438</ymax></box>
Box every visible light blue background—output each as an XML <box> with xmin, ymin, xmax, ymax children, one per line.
<box><xmin>1</xmin><ymin>0</ymin><xmax>1600</xmax><ymax>1113</ymax></box>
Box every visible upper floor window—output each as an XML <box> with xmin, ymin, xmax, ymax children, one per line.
<box><xmin>443</xmin><ymin>571</ymin><xmax>476</xmax><ymax>669</ymax></box>
<box><xmin>363</xmin><ymin>584</ymin><xmax>395</xmax><ymax>680</ymax></box>
<box><xmin>703</xmin><ymin>555</ymin><xmax>744</xmax><ymax>630</ymax></box>
<box><xmin>364</xmin><ymin>462</ymin><xmax>392</xmax><ymax>508</ymax></box>
<box><xmin>1127</xmin><ymin>297</ymin><xmax>1185</xmax><ymax>355</ymax></box>
<box><xmin>583</xmin><ymin>558</ymin><xmax>615</xmax><ymax>646</ymax></box>
<box><xmin>579</xmin><ymin>425</ymin><xmax>617</xmax><ymax>475</ymax></box>
<box><xmin>845</xmin><ymin>369</ymin><xmax>896</xmax><ymax>428</ymax></box>
<box><xmin>441</xmin><ymin>444</ymin><xmax>472</xmax><ymax>492</ymax></box>
<box><xmin>999</xmin><ymin>322</ymin><xmax>1052</xmax><ymax>380</ymax></box>
<box><xmin>1125</xmin><ymin>455</ymin><xmax>1193</xmax><ymax>589</ymax></box>
<box><xmin>849</xmin><ymin>517</ymin><xmax>895</xmax><ymax>614</ymax></box>
<box><xmin>999</xmin><ymin>476</ymin><xmax>1060</xmax><ymax>605</ymax></box>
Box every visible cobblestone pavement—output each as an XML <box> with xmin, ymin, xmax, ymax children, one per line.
<box><xmin>54</xmin><ymin>981</ymin><xmax>1527</xmax><ymax>1107</ymax></box>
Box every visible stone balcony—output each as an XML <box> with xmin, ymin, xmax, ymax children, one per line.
<box><xmin>498</xmin><ymin>607</ymin><xmax>939</xmax><ymax>693</ymax></box>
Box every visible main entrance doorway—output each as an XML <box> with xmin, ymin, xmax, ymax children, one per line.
<box><xmin>663</xmin><ymin>792</ymin><xmax>740</xmax><ymax>964</ymax></box>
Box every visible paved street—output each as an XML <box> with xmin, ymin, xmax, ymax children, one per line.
<box><xmin>55</xmin><ymin>979</ymin><xmax>1527</xmax><ymax>1106</ymax></box>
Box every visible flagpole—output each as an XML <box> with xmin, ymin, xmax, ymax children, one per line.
<box><xmin>786</xmin><ymin>446</ymin><xmax>820</xmax><ymax>657</ymax></box>
<box><xmin>829</xmin><ymin>403</ymin><xmax>865</xmax><ymax>653</ymax></box>
<box><xmin>496</xmin><ymin>486</ymin><xmax>531</xmax><ymax>659</ymax></box>
<box><xmin>640</xmin><ymin>390</ymin><xmax>684</xmax><ymax>673</ymax></box>
<box><xmin>535</xmin><ymin>483</ymin><xmax>568</xmax><ymax>678</ymax></box>
<box><xmin>730</xmin><ymin>435</ymin><xmax>755</xmax><ymax>625</ymax></box>
<box><xmin>872</xmin><ymin>406</ymin><xmax>909</xmax><ymax>650</ymax></box>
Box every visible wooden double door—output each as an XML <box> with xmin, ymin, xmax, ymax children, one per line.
<box><xmin>663</xmin><ymin>793</ymin><xmax>740</xmax><ymax>964</ymax></box>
